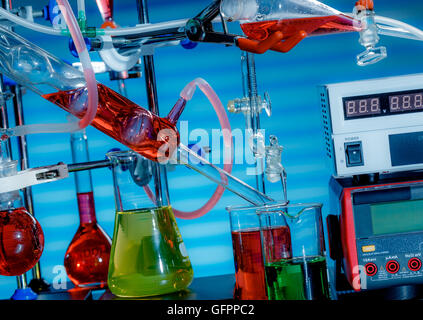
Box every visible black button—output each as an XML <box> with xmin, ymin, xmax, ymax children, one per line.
<box><xmin>345</xmin><ymin>142</ymin><xmax>363</xmax><ymax>167</ymax></box>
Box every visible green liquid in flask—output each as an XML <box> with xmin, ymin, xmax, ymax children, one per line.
<box><xmin>265</xmin><ymin>256</ymin><xmax>330</xmax><ymax>300</ymax></box>
<box><xmin>108</xmin><ymin>206</ymin><xmax>193</xmax><ymax>298</ymax></box>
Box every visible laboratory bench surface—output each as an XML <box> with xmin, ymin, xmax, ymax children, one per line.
<box><xmin>34</xmin><ymin>274</ymin><xmax>236</xmax><ymax>300</ymax></box>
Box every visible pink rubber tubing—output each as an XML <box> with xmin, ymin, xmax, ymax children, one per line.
<box><xmin>173</xmin><ymin>78</ymin><xmax>233</xmax><ymax>219</ymax></box>
<box><xmin>56</xmin><ymin>0</ymin><xmax>98</xmax><ymax>130</ymax></box>
<box><xmin>144</xmin><ymin>78</ymin><xmax>233</xmax><ymax>220</ymax></box>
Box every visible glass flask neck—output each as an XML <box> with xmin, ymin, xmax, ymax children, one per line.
<box><xmin>0</xmin><ymin>156</ymin><xmax>23</xmax><ymax>211</ymax></box>
<box><xmin>0</xmin><ymin>196</ymin><xmax>23</xmax><ymax>212</ymax></box>
<box><xmin>107</xmin><ymin>150</ymin><xmax>170</xmax><ymax>212</ymax></box>
<box><xmin>167</xmin><ymin>97</ymin><xmax>187</xmax><ymax>125</ymax></box>
<box><xmin>71</xmin><ymin>130</ymin><xmax>98</xmax><ymax>224</ymax></box>
<box><xmin>77</xmin><ymin>192</ymin><xmax>97</xmax><ymax>224</ymax></box>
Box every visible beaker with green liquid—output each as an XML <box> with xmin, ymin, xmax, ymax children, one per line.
<box><xmin>106</xmin><ymin>150</ymin><xmax>193</xmax><ymax>298</ymax></box>
<box><xmin>258</xmin><ymin>203</ymin><xmax>331</xmax><ymax>300</ymax></box>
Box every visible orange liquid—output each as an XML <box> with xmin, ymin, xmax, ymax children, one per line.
<box><xmin>0</xmin><ymin>207</ymin><xmax>44</xmax><ymax>276</ymax></box>
<box><xmin>96</xmin><ymin>0</ymin><xmax>113</xmax><ymax>21</ymax></box>
<box><xmin>43</xmin><ymin>84</ymin><xmax>180</xmax><ymax>162</ymax></box>
<box><xmin>231</xmin><ymin>226</ymin><xmax>291</xmax><ymax>300</ymax></box>
<box><xmin>64</xmin><ymin>192</ymin><xmax>111</xmax><ymax>287</ymax></box>
<box><xmin>241</xmin><ymin>15</ymin><xmax>361</xmax><ymax>41</ymax></box>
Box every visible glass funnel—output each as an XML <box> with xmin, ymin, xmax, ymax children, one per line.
<box><xmin>258</xmin><ymin>202</ymin><xmax>330</xmax><ymax>300</ymax></box>
<box><xmin>106</xmin><ymin>150</ymin><xmax>193</xmax><ymax>298</ymax></box>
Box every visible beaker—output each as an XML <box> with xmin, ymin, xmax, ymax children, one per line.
<box><xmin>258</xmin><ymin>203</ymin><xmax>330</xmax><ymax>300</ymax></box>
<box><xmin>227</xmin><ymin>205</ymin><xmax>291</xmax><ymax>300</ymax></box>
<box><xmin>106</xmin><ymin>150</ymin><xmax>193</xmax><ymax>298</ymax></box>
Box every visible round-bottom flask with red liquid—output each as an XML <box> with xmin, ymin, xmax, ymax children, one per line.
<box><xmin>64</xmin><ymin>131</ymin><xmax>112</xmax><ymax>287</ymax></box>
<box><xmin>0</xmin><ymin>207</ymin><xmax>44</xmax><ymax>276</ymax></box>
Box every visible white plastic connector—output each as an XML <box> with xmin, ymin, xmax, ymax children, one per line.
<box><xmin>98</xmin><ymin>35</ymin><xmax>142</xmax><ymax>72</ymax></box>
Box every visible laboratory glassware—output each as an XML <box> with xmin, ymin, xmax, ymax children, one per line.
<box><xmin>227</xmin><ymin>204</ymin><xmax>291</xmax><ymax>300</ymax></box>
<box><xmin>64</xmin><ymin>130</ymin><xmax>112</xmax><ymax>287</ymax></box>
<box><xmin>0</xmin><ymin>24</ymin><xmax>273</xmax><ymax>208</ymax></box>
<box><xmin>0</xmin><ymin>24</ymin><xmax>183</xmax><ymax>162</ymax></box>
<box><xmin>96</xmin><ymin>0</ymin><xmax>114</xmax><ymax>22</ymax></box>
<box><xmin>221</xmin><ymin>0</ymin><xmax>361</xmax><ymax>42</ymax></box>
<box><xmin>258</xmin><ymin>203</ymin><xmax>330</xmax><ymax>300</ymax></box>
<box><xmin>96</xmin><ymin>0</ymin><xmax>117</xmax><ymax>29</ymax></box>
<box><xmin>106</xmin><ymin>150</ymin><xmax>193</xmax><ymax>298</ymax></box>
<box><xmin>0</xmin><ymin>159</ymin><xmax>44</xmax><ymax>277</ymax></box>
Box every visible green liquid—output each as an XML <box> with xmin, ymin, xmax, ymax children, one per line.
<box><xmin>108</xmin><ymin>206</ymin><xmax>193</xmax><ymax>298</ymax></box>
<box><xmin>265</xmin><ymin>256</ymin><xmax>330</xmax><ymax>300</ymax></box>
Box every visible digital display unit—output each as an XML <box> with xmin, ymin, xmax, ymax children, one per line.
<box><xmin>370</xmin><ymin>199</ymin><xmax>423</xmax><ymax>235</ymax></box>
<box><xmin>343</xmin><ymin>88</ymin><xmax>423</xmax><ymax>119</ymax></box>
<box><xmin>389</xmin><ymin>92</ymin><xmax>423</xmax><ymax>113</ymax></box>
<box><xmin>344</xmin><ymin>97</ymin><xmax>381</xmax><ymax>118</ymax></box>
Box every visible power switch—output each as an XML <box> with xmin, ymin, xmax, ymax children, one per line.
<box><xmin>345</xmin><ymin>142</ymin><xmax>363</xmax><ymax>167</ymax></box>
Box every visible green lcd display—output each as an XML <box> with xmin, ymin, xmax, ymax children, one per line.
<box><xmin>371</xmin><ymin>199</ymin><xmax>423</xmax><ymax>235</ymax></box>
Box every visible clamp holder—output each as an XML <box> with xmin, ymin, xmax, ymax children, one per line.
<box><xmin>0</xmin><ymin>163</ymin><xmax>69</xmax><ymax>194</ymax></box>
<box><xmin>185</xmin><ymin>0</ymin><xmax>307</xmax><ymax>54</ymax></box>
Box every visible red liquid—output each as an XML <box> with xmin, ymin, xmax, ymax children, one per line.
<box><xmin>241</xmin><ymin>15</ymin><xmax>361</xmax><ymax>42</ymax></box>
<box><xmin>43</xmin><ymin>84</ymin><xmax>182</xmax><ymax>162</ymax></box>
<box><xmin>96</xmin><ymin>0</ymin><xmax>113</xmax><ymax>21</ymax></box>
<box><xmin>231</xmin><ymin>226</ymin><xmax>291</xmax><ymax>300</ymax></box>
<box><xmin>64</xmin><ymin>192</ymin><xmax>112</xmax><ymax>287</ymax></box>
<box><xmin>0</xmin><ymin>207</ymin><xmax>44</xmax><ymax>276</ymax></box>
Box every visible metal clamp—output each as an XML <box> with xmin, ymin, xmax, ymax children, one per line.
<box><xmin>185</xmin><ymin>0</ymin><xmax>238</xmax><ymax>46</ymax></box>
<box><xmin>0</xmin><ymin>163</ymin><xmax>69</xmax><ymax>194</ymax></box>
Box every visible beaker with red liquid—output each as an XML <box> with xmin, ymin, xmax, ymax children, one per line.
<box><xmin>228</xmin><ymin>205</ymin><xmax>291</xmax><ymax>300</ymax></box>
<box><xmin>64</xmin><ymin>130</ymin><xmax>112</xmax><ymax>287</ymax></box>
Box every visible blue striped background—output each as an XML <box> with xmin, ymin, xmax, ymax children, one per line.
<box><xmin>0</xmin><ymin>0</ymin><xmax>422</xmax><ymax>298</ymax></box>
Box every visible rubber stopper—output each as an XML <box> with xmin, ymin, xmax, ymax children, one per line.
<box><xmin>355</xmin><ymin>0</ymin><xmax>374</xmax><ymax>11</ymax></box>
<box><xmin>180</xmin><ymin>38</ymin><xmax>198</xmax><ymax>50</ymax></box>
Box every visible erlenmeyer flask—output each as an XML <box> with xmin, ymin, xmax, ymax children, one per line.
<box><xmin>106</xmin><ymin>150</ymin><xmax>193</xmax><ymax>298</ymax></box>
<box><xmin>64</xmin><ymin>130</ymin><xmax>112</xmax><ymax>287</ymax></box>
<box><xmin>221</xmin><ymin>0</ymin><xmax>362</xmax><ymax>42</ymax></box>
